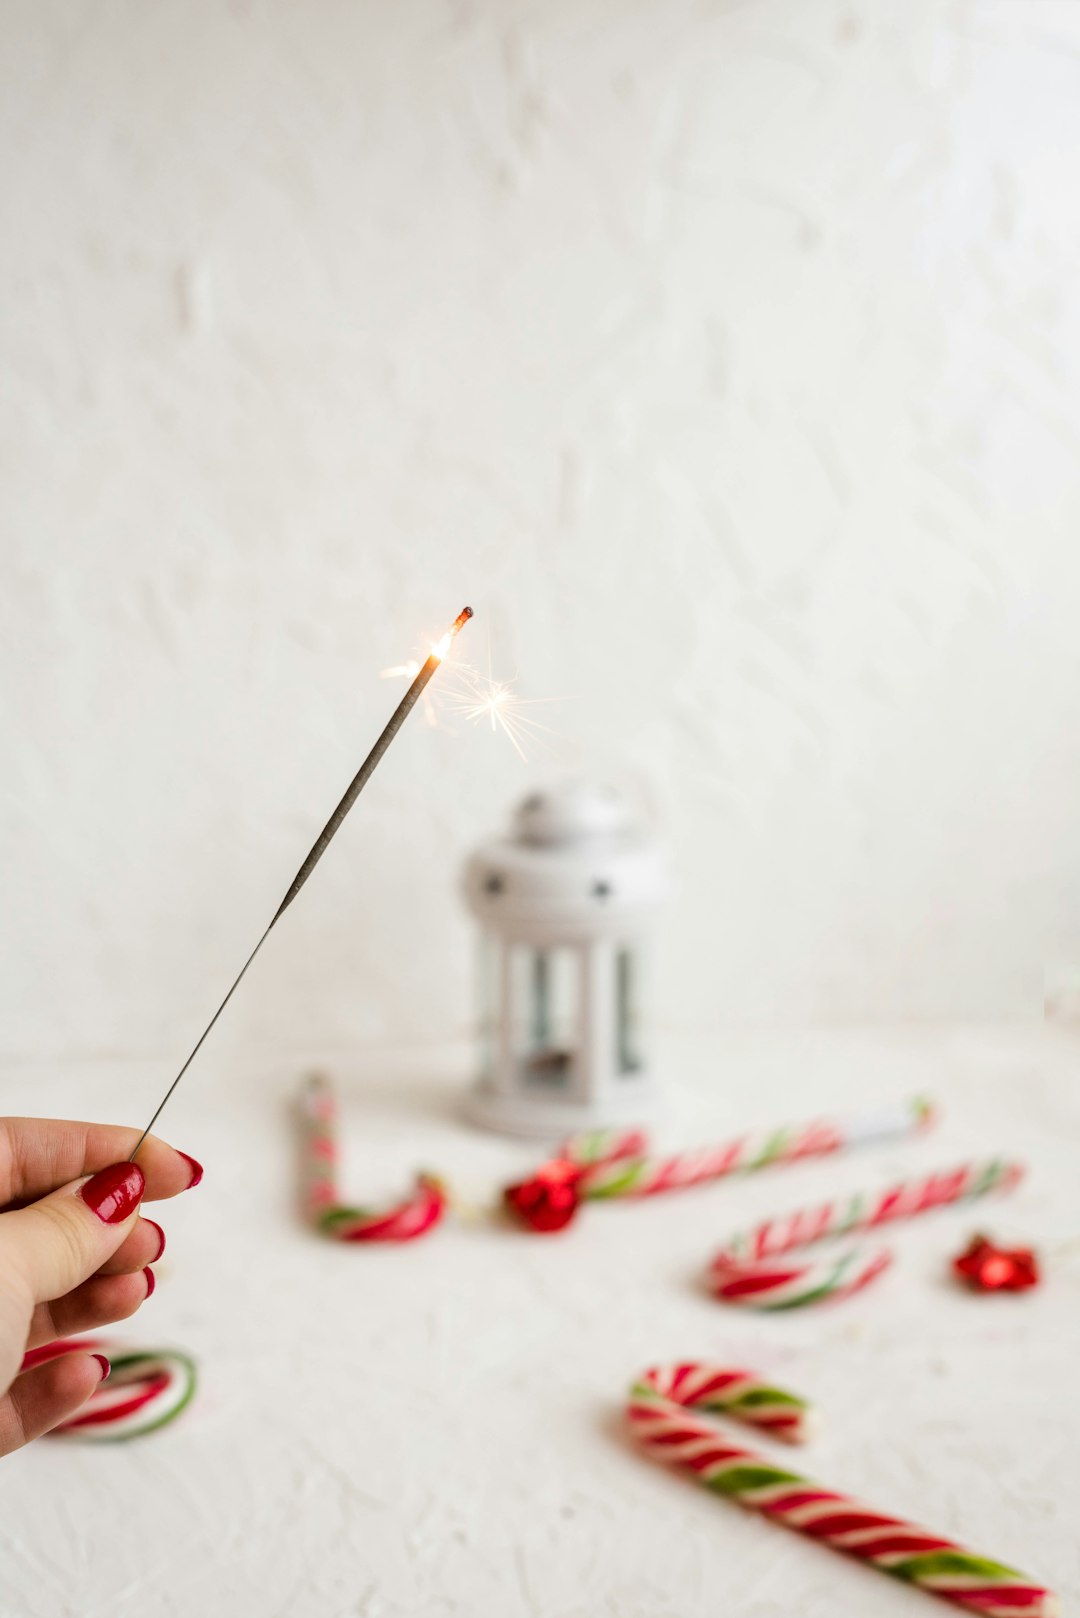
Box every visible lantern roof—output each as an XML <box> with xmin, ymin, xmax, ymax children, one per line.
<box><xmin>463</xmin><ymin>782</ymin><xmax>670</xmax><ymax>942</ymax></box>
<box><xmin>513</xmin><ymin>780</ymin><xmax>632</xmax><ymax>847</ymax></box>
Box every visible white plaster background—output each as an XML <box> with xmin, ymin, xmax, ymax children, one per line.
<box><xmin>2</xmin><ymin>0</ymin><xmax>1080</xmax><ymax>1069</ymax></box>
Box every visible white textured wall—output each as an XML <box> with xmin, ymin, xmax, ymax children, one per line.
<box><xmin>2</xmin><ymin>0</ymin><xmax>1079</xmax><ymax>1064</ymax></box>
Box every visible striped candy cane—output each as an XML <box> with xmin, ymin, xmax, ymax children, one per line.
<box><xmin>571</xmin><ymin>1096</ymin><xmax>934</xmax><ymax>1196</ymax></box>
<box><xmin>628</xmin><ymin>1363</ymin><xmax>1058</xmax><ymax>1616</ymax></box>
<box><xmin>710</xmin><ymin>1158</ymin><xmax>1024</xmax><ymax>1309</ymax></box>
<box><xmin>505</xmin><ymin>1098</ymin><xmax>934</xmax><ymax>1231</ymax></box>
<box><xmin>300</xmin><ymin>1072</ymin><xmax>446</xmax><ymax>1242</ymax></box>
<box><xmin>22</xmin><ymin>1338</ymin><xmax>197</xmax><ymax>1442</ymax></box>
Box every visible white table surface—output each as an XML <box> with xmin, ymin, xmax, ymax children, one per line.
<box><xmin>1</xmin><ymin>1025</ymin><xmax>1076</xmax><ymax>1618</ymax></box>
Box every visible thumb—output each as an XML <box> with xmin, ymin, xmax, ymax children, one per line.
<box><xmin>2</xmin><ymin>1162</ymin><xmax>145</xmax><ymax>1305</ymax></box>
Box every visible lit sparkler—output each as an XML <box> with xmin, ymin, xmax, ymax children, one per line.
<box><xmin>130</xmin><ymin>605</ymin><xmax>474</xmax><ymax>1158</ymax></box>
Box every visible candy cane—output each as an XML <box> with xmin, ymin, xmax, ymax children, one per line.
<box><xmin>711</xmin><ymin>1158</ymin><xmax>1024</xmax><ymax>1310</ymax></box>
<box><xmin>628</xmin><ymin>1363</ymin><xmax>1057</xmax><ymax>1616</ymax></box>
<box><xmin>22</xmin><ymin>1338</ymin><xmax>197</xmax><ymax>1442</ymax></box>
<box><xmin>574</xmin><ymin>1096</ymin><xmax>934</xmax><ymax>1195</ymax></box>
<box><xmin>505</xmin><ymin>1097</ymin><xmax>934</xmax><ymax>1231</ymax></box>
<box><xmin>300</xmin><ymin>1072</ymin><xmax>446</xmax><ymax>1242</ymax></box>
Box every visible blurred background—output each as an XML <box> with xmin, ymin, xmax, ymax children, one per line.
<box><xmin>2</xmin><ymin>0</ymin><xmax>1079</xmax><ymax>1069</ymax></box>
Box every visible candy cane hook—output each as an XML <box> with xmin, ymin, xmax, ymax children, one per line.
<box><xmin>300</xmin><ymin>1073</ymin><xmax>446</xmax><ymax>1242</ymax></box>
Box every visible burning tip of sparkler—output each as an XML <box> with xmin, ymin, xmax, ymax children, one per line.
<box><xmin>432</xmin><ymin>605</ymin><xmax>475</xmax><ymax>662</ymax></box>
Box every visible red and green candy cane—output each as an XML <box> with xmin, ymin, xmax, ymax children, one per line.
<box><xmin>628</xmin><ymin>1362</ymin><xmax>1058</xmax><ymax>1616</ymax></box>
<box><xmin>23</xmin><ymin>1338</ymin><xmax>197</xmax><ymax>1442</ymax></box>
<box><xmin>710</xmin><ymin>1158</ymin><xmax>1024</xmax><ymax>1310</ymax></box>
<box><xmin>504</xmin><ymin>1097</ymin><xmax>935</xmax><ymax>1232</ymax></box>
<box><xmin>300</xmin><ymin>1072</ymin><xmax>446</xmax><ymax>1242</ymax></box>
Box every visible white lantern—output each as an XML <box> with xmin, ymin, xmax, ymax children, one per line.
<box><xmin>462</xmin><ymin>782</ymin><xmax>671</xmax><ymax>1138</ymax></box>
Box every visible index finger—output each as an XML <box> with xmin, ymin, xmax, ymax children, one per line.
<box><xmin>0</xmin><ymin>1118</ymin><xmax>200</xmax><ymax>1209</ymax></box>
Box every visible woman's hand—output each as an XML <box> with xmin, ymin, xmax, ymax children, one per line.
<box><xmin>0</xmin><ymin>1119</ymin><xmax>201</xmax><ymax>1455</ymax></box>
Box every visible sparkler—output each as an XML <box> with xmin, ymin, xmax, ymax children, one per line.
<box><xmin>130</xmin><ymin>606</ymin><xmax>473</xmax><ymax>1159</ymax></box>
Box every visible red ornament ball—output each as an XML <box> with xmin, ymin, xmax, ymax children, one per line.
<box><xmin>952</xmin><ymin>1234</ymin><xmax>1040</xmax><ymax>1292</ymax></box>
<box><xmin>504</xmin><ymin>1159</ymin><xmax>583</xmax><ymax>1233</ymax></box>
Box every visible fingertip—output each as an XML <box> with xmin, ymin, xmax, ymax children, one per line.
<box><xmin>0</xmin><ymin>1350</ymin><xmax>112</xmax><ymax>1451</ymax></box>
<box><xmin>27</xmin><ymin>1270</ymin><xmax>149</xmax><ymax>1347</ymax></box>
<box><xmin>130</xmin><ymin>1137</ymin><xmax>203</xmax><ymax>1201</ymax></box>
<box><xmin>49</xmin><ymin>1351</ymin><xmax>107</xmax><ymax>1410</ymax></box>
<box><xmin>90</xmin><ymin>1271</ymin><xmax>147</xmax><ymax>1326</ymax></box>
<box><xmin>39</xmin><ymin>1347</ymin><xmax>107</xmax><ymax>1409</ymax></box>
<box><xmin>177</xmin><ymin>1151</ymin><xmax>203</xmax><ymax>1189</ymax></box>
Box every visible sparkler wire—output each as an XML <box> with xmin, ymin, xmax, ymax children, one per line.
<box><xmin>129</xmin><ymin>607</ymin><xmax>472</xmax><ymax>1159</ymax></box>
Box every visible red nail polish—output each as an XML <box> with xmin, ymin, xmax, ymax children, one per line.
<box><xmin>91</xmin><ymin>1353</ymin><xmax>110</xmax><ymax>1382</ymax></box>
<box><xmin>143</xmin><ymin>1266</ymin><xmax>156</xmax><ymax>1298</ymax></box>
<box><xmin>178</xmin><ymin>1151</ymin><xmax>203</xmax><ymax>1189</ymax></box>
<box><xmin>80</xmin><ymin>1163</ymin><xmax>145</xmax><ymax>1224</ymax></box>
<box><xmin>146</xmin><ymin>1219</ymin><xmax>166</xmax><ymax>1261</ymax></box>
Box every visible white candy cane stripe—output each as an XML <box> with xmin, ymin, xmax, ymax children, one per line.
<box><xmin>300</xmin><ymin>1071</ymin><xmax>344</xmax><ymax>1220</ymax></box>
<box><xmin>711</xmin><ymin>1159</ymin><xmax>1024</xmax><ymax>1310</ymax></box>
<box><xmin>28</xmin><ymin>1339</ymin><xmax>198</xmax><ymax>1441</ymax></box>
<box><xmin>628</xmin><ymin>1364</ymin><xmax>1058</xmax><ymax>1616</ymax></box>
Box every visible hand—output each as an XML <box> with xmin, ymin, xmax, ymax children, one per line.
<box><xmin>0</xmin><ymin>1119</ymin><xmax>201</xmax><ymax>1456</ymax></box>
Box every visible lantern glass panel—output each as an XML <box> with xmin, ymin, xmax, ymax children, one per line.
<box><xmin>616</xmin><ymin>945</ymin><xmax>644</xmax><ymax>1075</ymax></box>
<box><xmin>477</xmin><ymin>931</ymin><xmax>497</xmax><ymax>1085</ymax></box>
<box><xmin>522</xmin><ymin>946</ymin><xmax>578</xmax><ymax>1089</ymax></box>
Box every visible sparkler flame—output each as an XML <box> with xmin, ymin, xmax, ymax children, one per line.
<box><xmin>382</xmin><ymin>605</ymin><xmax>472</xmax><ymax>686</ymax></box>
<box><xmin>427</xmin><ymin>606</ymin><xmax>473</xmax><ymax>664</ymax></box>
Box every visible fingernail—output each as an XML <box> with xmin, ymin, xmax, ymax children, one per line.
<box><xmin>178</xmin><ymin>1151</ymin><xmax>203</xmax><ymax>1189</ymax></box>
<box><xmin>146</xmin><ymin>1219</ymin><xmax>166</xmax><ymax>1261</ymax></box>
<box><xmin>142</xmin><ymin>1266</ymin><xmax>156</xmax><ymax>1299</ymax></box>
<box><xmin>80</xmin><ymin>1163</ymin><xmax>146</xmax><ymax>1224</ymax></box>
<box><xmin>91</xmin><ymin>1353</ymin><xmax>110</xmax><ymax>1382</ymax></box>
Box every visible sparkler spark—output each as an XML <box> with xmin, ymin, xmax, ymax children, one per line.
<box><xmin>440</xmin><ymin>666</ymin><xmax>557</xmax><ymax>762</ymax></box>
